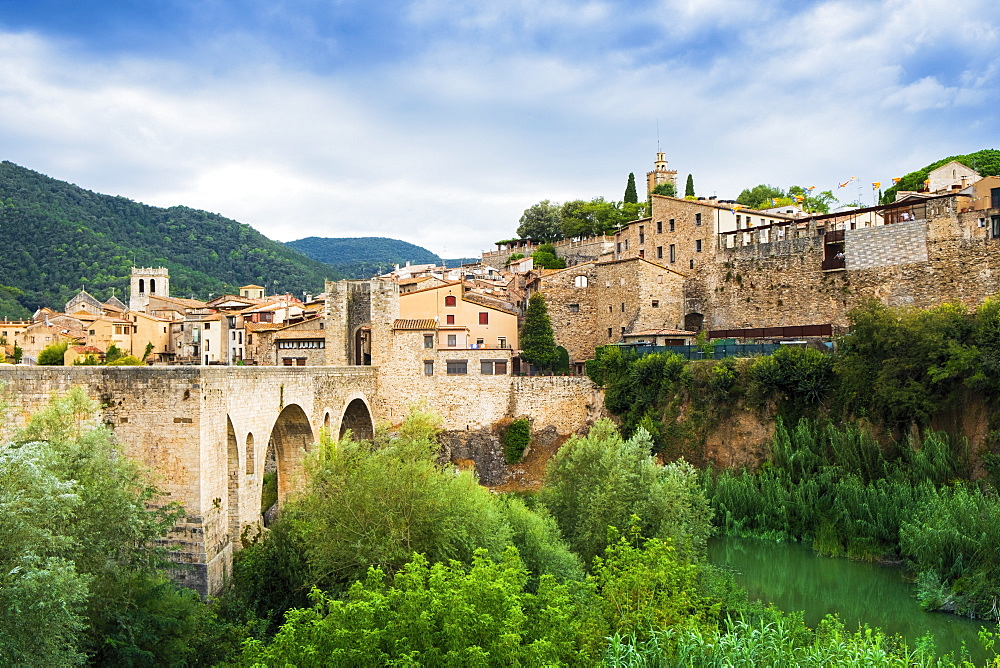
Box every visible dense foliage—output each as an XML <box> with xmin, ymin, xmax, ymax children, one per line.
<box><xmin>882</xmin><ymin>148</ymin><xmax>1000</xmax><ymax>203</ymax></box>
<box><xmin>516</xmin><ymin>197</ymin><xmax>647</xmax><ymax>242</ymax></box>
<box><xmin>502</xmin><ymin>417</ymin><xmax>531</xmax><ymax>464</ymax></box>
<box><xmin>531</xmin><ymin>242</ymin><xmax>567</xmax><ymax>270</ymax></box>
<box><xmin>685</xmin><ymin>174</ymin><xmax>695</xmax><ymax>198</ymax></box>
<box><xmin>624</xmin><ymin>173</ymin><xmax>638</xmax><ymax>204</ymax></box>
<box><xmin>0</xmin><ymin>388</ymin><xmax>228</xmax><ymax>665</ymax></box>
<box><xmin>736</xmin><ymin>183</ymin><xmax>839</xmax><ymax>213</ymax></box>
<box><xmin>0</xmin><ymin>161</ymin><xmax>339</xmax><ymax>317</ymax></box>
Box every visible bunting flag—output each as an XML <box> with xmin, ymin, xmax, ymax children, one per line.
<box><xmin>771</xmin><ymin>197</ymin><xmax>779</xmax><ymax>206</ymax></box>
<box><xmin>806</xmin><ymin>186</ymin><xmax>816</xmax><ymax>191</ymax></box>
<box><xmin>892</xmin><ymin>177</ymin><xmax>901</xmax><ymax>184</ymax></box>
<box><xmin>872</xmin><ymin>182</ymin><xmax>881</xmax><ymax>190</ymax></box>
<box><xmin>839</xmin><ymin>181</ymin><xmax>850</xmax><ymax>188</ymax></box>
<box><xmin>793</xmin><ymin>195</ymin><xmax>804</xmax><ymax>202</ymax></box>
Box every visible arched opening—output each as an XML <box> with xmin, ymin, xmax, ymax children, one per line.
<box><xmin>138</xmin><ymin>278</ymin><xmax>145</xmax><ymax>294</ymax></box>
<box><xmin>354</xmin><ymin>326</ymin><xmax>371</xmax><ymax>365</ymax></box>
<box><xmin>684</xmin><ymin>312</ymin><xmax>704</xmax><ymax>332</ymax></box>
<box><xmin>340</xmin><ymin>398</ymin><xmax>374</xmax><ymax>440</ymax></box>
<box><xmin>263</xmin><ymin>404</ymin><xmax>314</xmax><ymax>521</ymax></box>
<box><xmin>245</xmin><ymin>432</ymin><xmax>255</xmax><ymax>474</ymax></box>
<box><xmin>226</xmin><ymin>417</ymin><xmax>241</xmax><ymax>547</ymax></box>
<box><xmin>150</xmin><ymin>278</ymin><xmax>156</xmax><ymax>293</ymax></box>
<box><xmin>323</xmin><ymin>411</ymin><xmax>331</xmax><ymax>431</ymax></box>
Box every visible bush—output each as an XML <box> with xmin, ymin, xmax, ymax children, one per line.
<box><xmin>107</xmin><ymin>355</ymin><xmax>143</xmax><ymax>366</ymax></box>
<box><xmin>503</xmin><ymin>418</ymin><xmax>531</xmax><ymax>464</ymax></box>
<box><xmin>37</xmin><ymin>340</ymin><xmax>69</xmax><ymax>365</ymax></box>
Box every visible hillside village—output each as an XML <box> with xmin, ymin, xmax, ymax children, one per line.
<box><xmin>3</xmin><ymin>152</ymin><xmax>1000</xmax><ymax>375</ymax></box>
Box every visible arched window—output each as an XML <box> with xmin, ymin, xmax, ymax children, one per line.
<box><xmin>444</xmin><ymin>295</ymin><xmax>457</xmax><ymax>307</ymax></box>
<box><xmin>149</xmin><ymin>278</ymin><xmax>156</xmax><ymax>293</ymax></box>
<box><xmin>138</xmin><ymin>279</ymin><xmax>145</xmax><ymax>294</ymax></box>
<box><xmin>574</xmin><ymin>275</ymin><xmax>588</xmax><ymax>288</ymax></box>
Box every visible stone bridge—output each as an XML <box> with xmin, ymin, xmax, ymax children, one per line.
<box><xmin>0</xmin><ymin>365</ymin><xmax>378</xmax><ymax>596</ymax></box>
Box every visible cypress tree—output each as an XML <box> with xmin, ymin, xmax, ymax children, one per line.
<box><xmin>520</xmin><ymin>292</ymin><xmax>559</xmax><ymax>373</ymax></box>
<box><xmin>624</xmin><ymin>173</ymin><xmax>638</xmax><ymax>204</ymax></box>
<box><xmin>685</xmin><ymin>174</ymin><xmax>695</xmax><ymax>198</ymax></box>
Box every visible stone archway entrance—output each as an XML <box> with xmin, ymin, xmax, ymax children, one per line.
<box><xmin>340</xmin><ymin>398</ymin><xmax>374</xmax><ymax>440</ymax></box>
<box><xmin>226</xmin><ymin>417</ymin><xmax>241</xmax><ymax>546</ymax></box>
<box><xmin>262</xmin><ymin>404</ymin><xmax>314</xmax><ymax>517</ymax></box>
<box><xmin>354</xmin><ymin>326</ymin><xmax>372</xmax><ymax>365</ymax></box>
<box><xmin>684</xmin><ymin>312</ymin><xmax>704</xmax><ymax>331</ymax></box>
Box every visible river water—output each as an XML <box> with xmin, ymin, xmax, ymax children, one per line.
<box><xmin>708</xmin><ymin>536</ymin><xmax>994</xmax><ymax>664</ymax></box>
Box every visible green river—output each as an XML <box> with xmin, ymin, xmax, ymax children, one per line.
<box><xmin>709</xmin><ymin>536</ymin><xmax>995</xmax><ymax>665</ymax></box>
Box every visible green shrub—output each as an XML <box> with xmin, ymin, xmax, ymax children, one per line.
<box><xmin>37</xmin><ymin>340</ymin><xmax>69</xmax><ymax>365</ymax></box>
<box><xmin>503</xmin><ymin>418</ymin><xmax>531</xmax><ymax>464</ymax></box>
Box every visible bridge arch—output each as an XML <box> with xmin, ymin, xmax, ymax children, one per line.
<box><xmin>226</xmin><ymin>417</ymin><xmax>241</xmax><ymax>548</ymax></box>
<box><xmin>265</xmin><ymin>403</ymin><xmax>315</xmax><ymax>511</ymax></box>
<box><xmin>338</xmin><ymin>394</ymin><xmax>374</xmax><ymax>440</ymax></box>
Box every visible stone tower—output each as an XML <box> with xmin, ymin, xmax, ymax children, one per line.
<box><xmin>129</xmin><ymin>267</ymin><xmax>170</xmax><ymax>312</ymax></box>
<box><xmin>646</xmin><ymin>151</ymin><xmax>678</xmax><ymax>196</ymax></box>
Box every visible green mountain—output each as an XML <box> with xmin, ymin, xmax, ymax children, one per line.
<box><xmin>0</xmin><ymin>161</ymin><xmax>342</xmax><ymax>319</ymax></box>
<box><xmin>287</xmin><ymin>236</ymin><xmax>477</xmax><ymax>278</ymax></box>
<box><xmin>882</xmin><ymin>149</ymin><xmax>1000</xmax><ymax>203</ymax></box>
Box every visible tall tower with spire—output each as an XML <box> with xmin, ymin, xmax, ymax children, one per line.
<box><xmin>646</xmin><ymin>151</ymin><xmax>678</xmax><ymax>196</ymax></box>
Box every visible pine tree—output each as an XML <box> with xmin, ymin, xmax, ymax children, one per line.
<box><xmin>624</xmin><ymin>173</ymin><xmax>638</xmax><ymax>204</ymax></box>
<box><xmin>685</xmin><ymin>174</ymin><xmax>695</xmax><ymax>198</ymax></box>
<box><xmin>520</xmin><ymin>293</ymin><xmax>559</xmax><ymax>373</ymax></box>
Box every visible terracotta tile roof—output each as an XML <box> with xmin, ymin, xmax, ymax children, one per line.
<box><xmin>149</xmin><ymin>295</ymin><xmax>209</xmax><ymax>309</ymax></box>
<box><xmin>244</xmin><ymin>321</ymin><xmax>282</xmax><ymax>332</ymax></box>
<box><xmin>393</xmin><ymin>318</ymin><xmax>437</xmax><ymax>330</ymax></box>
<box><xmin>627</xmin><ymin>329</ymin><xmax>697</xmax><ymax>337</ymax></box>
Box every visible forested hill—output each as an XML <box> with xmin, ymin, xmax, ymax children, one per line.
<box><xmin>0</xmin><ymin>161</ymin><xmax>341</xmax><ymax>319</ymax></box>
<box><xmin>287</xmin><ymin>236</ymin><xmax>476</xmax><ymax>278</ymax></box>
<box><xmin>882</xmin><ymin>148</ymin><xmax>1000</xmax><ymax>202</ymax></box>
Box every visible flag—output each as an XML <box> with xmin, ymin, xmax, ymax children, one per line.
<box><xmin>793</xmin><ymin>195</ymin><xmax>804</xmax><ymax>202</ymax></box>
<box><xmin>839</xmin><ymin>181</ymin><xmax>849</xmax><ymax>188</ymax></box>
<box><xmin>771</xmin><ymin>197</ymin><xmax>779</xmax><ymax>206</ymax></box>
<box><xmin>806</xmin><ymin>185</ymin><xmax>816</xmax><ymax>191</ymax></box>
<box><xmin>872</xmin><ymin>182</ymin><xmax>881</xmax><ymax>190</ymax></box>
<box><xmin>892</xmin><ymin>177</ymin><xmax>901</xmax><ymax>184</ymax></box>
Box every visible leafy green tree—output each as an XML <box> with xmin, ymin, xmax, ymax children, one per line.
<box><xmin>37</xmin><ymin>340</ymin><xmax>69</xmax><ymax>365</ymax></box>
<box><xmin>240</xmin><ymin>549</ymin><xmax>600</xmax><ymax>666</ymax></box>
<box><xmin>517</xmin><ymin>200</ymin><xmax>563</xmax><ymax>242</ymax></box>
<box><xmin>652</xmin><ymin>182</ymin><xmax>677</xmax><ymax>197</ymax></box>
<box><xmin>531</xmin><ymin>243</ymin><xmax>566</xmax><ymax>270</ymax></box>
<box><xmin>624</xmin><ymin>173</ymin><xmax>638</xmax><ymax>204</ymax></box>
<box><xmin>292</xmin><ymin>410</ymin><xmax>511</xmax><ymax>590</ymax></box>
<box><xmin>0</xmin><ymin>388</ymin><xmax>210</xmax><ymax>665</ymax></box>
<box><xmin>736</xmin><ymin>184</ymin><xmax>787</xmax><ymax>209</ymax></box>
<box><xmin>790</xmin><ymin>186</ymin><xmax>838</xmax><ymax>213</ymax></box>
<box><xmin>540</xmin><ymin>420</ymin><xmax>713</xmax><ymax>566</ymax></box>
<box><xmin>684</xmin><ymin>174</ymin><xmax>695</xmax><ymax>198</ymax></box>
<box><xmin>12</xmin><ymin>344</ymin><xmax>22</xmax><ymax>364</ymax></box>
<box><xmin>520</xmin><ymin>293</ymin><xmax>559</xmax><ymax>373</ymax></box>
<box><xmin>496</xmin><ymin>496</ymin><xmax>585</xmax><ymax>591</ymax></box>
<box><xmin>141</xmin><ymin>342</ymin><xmax>154</xmax><ymax>361</ymax></box>
<box><xmin>104</xmin><ymin>343</ymin><xmax>125</xmax><ymax>364</ymax></box>
<box><xmin>504</xmin><ymin>252</ymin><xmax>525</xmax><ymax>268</ymax></box>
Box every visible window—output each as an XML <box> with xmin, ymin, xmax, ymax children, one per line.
<box><xmin>445</xmin><ymin>295</ymin><xmax>457</xmax><ymax>307</ymax></box>
<box><xmin>690</xmin><ymin>259</ymin><xmax>695</xmax><ymax>269</ymax></box>
<box><xmin>446</xmin><ymin>314</ymin><xmax>455</xmax><ymax>325</ymax></box>
<box><xmin>447</xmin><ymin>334</ymin><xmax>457</xmax><ymax>347</ymax></box>
<box><xmin>616</xmin><ymin>242</ymin><xmax>621</xmax><ymax>253</ymax></box>
<box><xmin>476</xmin><ymin>338</ymin><xmax>484</xmax><ymax>347</ymax></box>
<box><xmin>638</xmin><ymin>249</ymin><xmax>644</xmax><ymax>258</ymax></box>
<box><xmin>238</xmin><ymin>331</ymin><xmax>243</xmax><ymax>344</ymax></box>
<box><xmin>479</xmin><ymin>312</ymin><xmax>489</xmax><ymax>325</ymax></box>
<box><xmin>498</xmin><ymin>337</ymin><xmax>507</xmax><ymax>348</ymax></box>
<box><xmin>283</xmin><ymin>358</ymin><xmax>294</xmax><ymax>366</ymax></box>
<box><xmin>204</xmin><ymin>322</ymin><xmax>210</xmax><ymax>330</ymax></box>
<box><xmin>424</xmin><ymin>360</ymin><xmax>434</xmax><ymax>375</ymax></box>
<box><xmin>446</xmin><ymin>359</ymin><xmax>468</xmax><ymax>375</ymax></box>
<box><xmin>481</xmin><ymin>360</ymin><xmax>508</xmax><ymax>375</ymax></box>
<box><xmin>608</xmin><ymin>305</ymin><xmax>613</xmax><ymax>313</ymax></box>
<box><xmin>656</xmin><ymin>246</ymin><xmax>663</xmax><ymax>259</ymax></box>
<box><xmin>696</xmin><ymin>239</ymin><xmax>703</xmax><ymax>252</ymax></box>
<box><xmin>569</xmin><ymin>303</ymin><xmax>580</xmax><ymax>313</ymax></box>
<box><xmin>736</xmin><ymin>214</ymin><xmax>741</xmax><ymax>226</ymax></box>
<box><xmin>992</xmin><ymin>187</ymin><xmax>1000</xmax><ymax>209</ymax></box>
<box><xmin>607</xmin><ymin>328</ymin><xmax>613</xmax><ymax>338</ymax></box>
<box><xmin>639</xmin><ymin>226</ymin><xmax>645</xmax><ymax>244</ymax></box>
<box><xmin>574</xmin><ymin>275</ymin><xmax>588</xmax><ymax>287</ymax></box>
<box><xmin>621</xmin><ymin>326</ymin><xmax>626</xmax><ymax>334</ymax></box>
<box><xmin>624</xmin><ymin>239</ymin><xmax>629</xmax><ymax>250</ymax></box>
<box><xmin>993</xmin><ymin>215</ymin><xmax>1000</xmax><ymax>239</ymax></box>
<box><xmin>423</xmin><ymin>334</ymin><xmax>434</xmax><ymax>349</ymax></box>
<box><xmin>669</xmin><ymin>244</ymin><xmax>676</xmax><ymax>263</ymax></box>
<box><xmin>89</xmin><ymin>329</ymin><xmax>95</xmax><ymax>335</ymax></box>
<box><xmin>695</xmin><ymin>213</ymin><xmax>702</xmax><ymax>226</ymax></box>
<box><xmin>621</xmin><ymin>303</ymin><xmax>626</xmax><ymax>312</ymax></box>
<box><xmin>205</xmin><ymin>340</ymin><xmax>209</xmax><ymax>352</ymax></box>
<box><xmin>669</xmin><ymin>219</ymin><xmax>675</xmax><ymax>231</ymax></box>
<box><xmin>656</xmin><ymin>221</ymin><xmax>662</xmax><ymax>233</ymax></box>
<box><xmin>652</xmin><ymin>300</ymin><xmax>659</xmax><ymax>308</ymax></box>
<box><xmin>657</xmin><ymin>275</ymin><xmax>663</xmax><ymax>284</ymax></box>
<box><xmin>247</xmin><ymin>334</ymin><xmax>252</xmax><ymax>345</ymax></box>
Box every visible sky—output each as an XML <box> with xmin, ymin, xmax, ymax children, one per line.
<box><xmin>0</xmin><ymin>0</ymin><xmax>997</xmax><ymax>258</ymax></box>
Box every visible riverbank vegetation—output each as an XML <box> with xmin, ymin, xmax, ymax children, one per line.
<box><xmin>587</xmin><ymin>299</ymin><xmax>1000</xmax><ymax>621</ymax></box>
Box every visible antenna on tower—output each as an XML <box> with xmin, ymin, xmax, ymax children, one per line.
<box><xmin>656</xmin><ymin>118</ymin><xmax>661</xmax><ymax>152</ymax></box>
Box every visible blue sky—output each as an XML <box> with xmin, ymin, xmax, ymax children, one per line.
<box><xmin>0</xmin><ymin>0</ymin><xmax>997</xmax><ymax>257</ymax></box>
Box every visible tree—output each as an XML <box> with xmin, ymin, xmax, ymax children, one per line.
<box><xmin>520</xmin><ymin>293</ymin><xmax>559</xmax><ymax>373</ymax></box>
<box><xmin>789</xmin><ymin>186</ymin><xmax>838</xmax><ymax>214</ymax></box>
<box><xmin>624</xmin><ymin>173</ymin><xmax>638</xmax><ymax>204</ymax></box>
<box><xmin>517</xmin><ymin>200</ymin><xmax>563</xmax><ymax>242</ymax></box>
<box><xmin>652</xmin><ymin>182</ymin><xmax>676</xmax><ymax>197</ymax></box>
<box><xmin>12</xmin><ymin>345</ymin><xmax>22</xmax><ymax>364</ymax></box>
<box><xmin>684</xmin><ymin>174</ymin><xmax>695</xmax><ymax>198</ymax></box>
<box><xmin>37</xmin><ymin>340</ymin><xmax>69</xmax><ymax>365</ymax></box>
<box><xmin>737</xmin><ymin>184</ymin><xmax>787</xmax><ymax>209</ymax></box>
<box><xmin>539</xmin><ymin>420</ymin><xmax>713</xmax><ymax>566</ymax></box>
<box><xmin>104</xmin><ymin>343</ymin><xmax>125</xmax><ymax>364</ymax></box>
<box><xmin>532</xmin><ymin>243</ymin><xmax>566</xmax><ymax>270</ymax></box>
